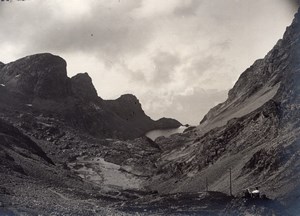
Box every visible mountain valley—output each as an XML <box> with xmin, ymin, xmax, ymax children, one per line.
<box><xmin>0</xmin><ymin>7</ymin><xmax>300</xmax><ymax>216</ymax></box>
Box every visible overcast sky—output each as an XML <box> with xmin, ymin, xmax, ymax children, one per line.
<box><xmin>0</xmin><ymin>0</ymin><xmax>299</xmax><ymax>125</ymax></box>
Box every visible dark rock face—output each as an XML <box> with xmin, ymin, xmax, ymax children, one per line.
<box><xmin>71</xmin><ymin>73</ymin><xmax>99</xmax><ymax>101</ymax></box>
<box><xmin>0</xmin><ymin>62</ymin><xmax>5</xmax><ymax>70</ymax></box>
<box><xmin>105</xmin><ymin>94</ymin><xmax>150</xmax><ymax>124</ymax></box>
<box><xmin>272</xmin><ymin>11</ymin><xmax>300</xmax><ymax>126</ymax></box>
<box><xmin>104</xmin><ymin>94</ymin><xmax>181</xmax><ymax>134</ymax></box>
<box><xmin>0</xmin><ymin>53</ymin><xmax>71</xmax><ymax>100</ymax></box>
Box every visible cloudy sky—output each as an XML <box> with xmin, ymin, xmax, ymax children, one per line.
<box><xmin>0</xmin><ymin>0</ymin><xmax>299</xmax><ymax>124</ymax></box>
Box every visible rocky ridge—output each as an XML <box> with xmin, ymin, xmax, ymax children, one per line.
<box><xmin>145</xmin><ymin>7</ymin><xmax>300</xmax><ymax>215</ymax></box>
<box><xmin>0</xmin><ymin>53</ymin><xmax>181</xmax><ymax>140</ymax></box>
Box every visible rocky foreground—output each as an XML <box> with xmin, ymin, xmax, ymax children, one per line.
<box><xmin>0</xmin><ymin>100</ymin><xmax>287</xmax><ymax>215</ymax></box>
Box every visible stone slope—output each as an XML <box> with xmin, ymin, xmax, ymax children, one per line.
<box><xmin>0</xmin><ymin>118</ymin><xmax>54</xmax><ymax>174</ymax></box>
<box><xmin>198</xmin><ymin>9</ymin><xmax>300</xmax><ymax>134</ymax></box>
<box><xmin>198</xmin><ymin>33</ymin><xmax>288</xmax><ymax>133</ymax></box>
<box><xmin>148</xmin><ymin>8</ymin><xmax>300</xmax><ymax>214</ymax></box>
<box><xmin>0</xmin><ymin>118</ymin><xmax>129</xmax><ymax>215</ymax></box>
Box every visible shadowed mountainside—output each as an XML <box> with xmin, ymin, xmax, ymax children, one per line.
<box><xmin>147</xmin><ymin>8</ymin><xmax>300</xmax><ymax>215</ymax></box>
<box><xmin>0</xmin><ymin>53</ymin><xmax>181</xmax><ymax>140</ymax></box>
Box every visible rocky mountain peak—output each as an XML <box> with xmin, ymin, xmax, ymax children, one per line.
<box><xmin>105</xmin><ymin>94</ymin><xmax>145</xmax><ymax>121</ymax></box>
<box><xmin>118</xmin><ymin>94</ymin><xmax>139</xmax><ymax>102</ymax></box>
<box><xmin>115</xmin><ymin>94</ymin><xmax>144</xmax><ymax>113</ymax></box>
<box><xmin>155</xmin><ymin>117</ymin><xmax>182</xmax><ymax>129</ymax></box>
<box><xmin>71</xmin><ymin>72</ymin><xmax>99</xmax><ymax>101</ymax></box>
<box><xmin>0</xmin><ymin>53</ymin><xmax>71</xmax><ymax>100</ymax></box>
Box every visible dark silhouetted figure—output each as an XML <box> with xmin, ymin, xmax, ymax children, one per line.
<box><xmin>244</xmin><ymin>189</ymin><xmax>251</xmax><ymax>198</ymax></box>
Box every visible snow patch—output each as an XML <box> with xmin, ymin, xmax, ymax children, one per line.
<box><xmin>69</xmin><ymin>157</ymin><xmax>142</xmax><ymax>191</ymax></box>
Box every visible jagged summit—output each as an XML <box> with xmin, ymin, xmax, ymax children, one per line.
<box><xmin>71</xmin><ymin>72</ymin><xmax>99</xmax><ymax>101</ymax></box>
<box><xmin>118</xmin><ymin>93</ymin><xmax>139</xmax><ymax>101</ymax></box>
<box><xmin>0</xmin><ymin>53</ymin><xmax>102</xmax><ymax>102</ymax></box>
<box><xmin>112</xmin><ymin>94</ymin><xmax>144</xmax><ymax>113</ymax></box>
<box><xmin>105</xmin><ymin>93</ymin><xmax>181</xmax><ymax>133</ymax></box>
<box><xmin>113</xmin><ymin>94</ymin><xmax>145</xmax><ymax>114</ymax></box>
<box><xmin>0</xmin><ymin>53</ymin><xmax>71</xmax><ymax>99</ymax></box>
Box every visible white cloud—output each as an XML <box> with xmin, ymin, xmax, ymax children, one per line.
<box><xmin>132</xmin><ymin>0</ymin><xmax>181</xmax><ymax>18</ymax></box>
